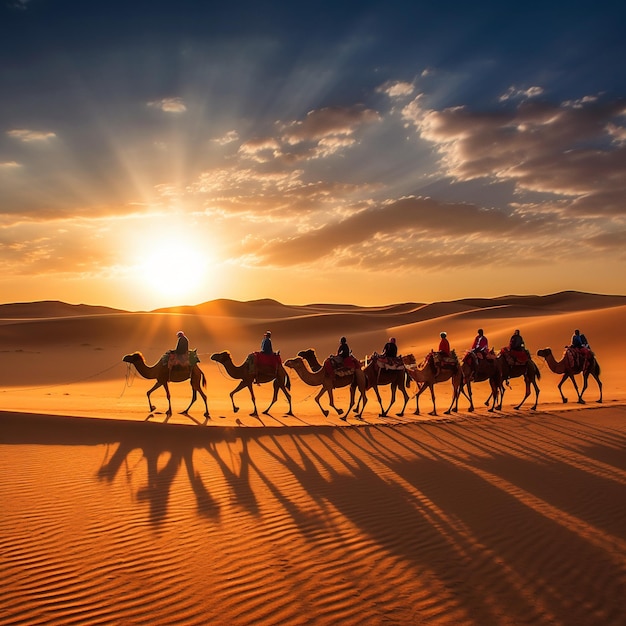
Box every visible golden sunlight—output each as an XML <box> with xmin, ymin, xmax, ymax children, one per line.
<box><xmin>127</xmin><ymin>219</ymin><xmax>214</xmax><ymax>304</ymax></box>
<box><xmin>139</xmin><ymin>245</ymin><xmax>209</xmax><ymax>300</ymax></box>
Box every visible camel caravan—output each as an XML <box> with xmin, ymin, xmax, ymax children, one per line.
<box><xmin>123</xmin><ymin>328</ymin><xmax>603</xmax><ymax>423</ymax></box>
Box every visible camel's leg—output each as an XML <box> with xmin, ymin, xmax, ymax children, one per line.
<box><xmin>514</xmin><ymin>380</ymin><xmax>531</xmax><ymax>410</ymax></box>
<box><xmin>558</xmin><ymin>374</ymin><xmax>579</xmax><ymax>403</ymax></box>
<box><xmin>580</xmin><ymin>370</ymin><xmax>603</xmax><ymax>403</ymax></box>
<box><xmin>589</xmin><ymin>371</ymin><xmax>603</xmax><ymax>403</ymax></box>
<box><xmin>487</xmin><ymin>381</ymin><xmax>500</xmax><ymax>413</ymax></box>
<box><xmin>396</xmin><ymin>384</ymin><xmax>409</xmax><ymax>416</ymax></box>
<box><xmin>263</xmin><ymin>380</ymin><xmax>280</xmax><ymax>415</ymax></box>
<box><xmin>326</xmin><ymin>387</ymin><xmax>344</xmax><ymax>416</ymax></box>
<box><xmin>229</xmin><ymin>381</ymin><xmax>246</xmax><ymax>413</ymax></box>
<box><xmin>568</xmin><ymin>374</ymin><xmax>585</xmax><ymax>404</ymax></box>
<box><xmin>345</xmin><ymin>377</ymin><xmax>366</xmax><ymax>419</ymax></box>
<box><xmin>281</xmin><ymin>382</ymin><xmax>294</xmax><ymax>415</ymax></box>
<box><xmin>530</xmin><ymin>380</ymin><xmax>540</xmax><ymax>410</ymax></box>
<box><xmin>354</xmin><ymin>395</ymin><xmax>362</xmax><ymax>414</ymax></box>
<box><xmin>413</xmin><ymin>383</ymin><xmax>429</xmax><ymax>415</ymax></box>
<box><xmin>162</xmin><ymin>382</ymin><xmax>172</xmax><ymax>418</ymax></box>
<box><xmin>275</xmin><ymin>373</ymin><xmax>293</xmax><ymax>415</ymax></box>
<box><xmin>350</xmin><ymin>384</ymin><xmax>367</xmax><ymax>419</ymax></box>
<box><xmin>370</xmin><ymin>385</ymin><xmax>385</xmax><ymax>416</ymax></box>
<box><xmin>444</xmin><ymin>379</ymin><xmax>460</xmax><ymax>415</ymax></box>
<box><xmin>382</xmin><ymin>384</ymin><xmax>397</xmax><ymax>417</ymax></box>
<box><xmin>247</xmin><ymin>383</ymin><xmax>259</xmax><ymax>416</ymax></box>
<box><xmin>182</xmin><ymin>381</ymin><xmax>210</xmax><ymax>420</ymax></box>
<box><xmin>315</xmin><ymin>387</ymin><xmax>331</xmax><ymax>418</ymax></box>
<box><xmin>495</xmin><ymin>383</ymin><xmax>504</xmax><ymax>411</ymax></box>
<box><xmin>465</xmin><ymin>381</ymin><xmax>475</xmax><ymax>412</ymax></box>
<box><xmin>344</xmin><ymin>385</ymin><xmax>357</xmax><ymax>418</ymax></box>
<box><xmin>146</xmin><ymin>381</ymin><xmax>164</xmax><ymax>414</ymax></box>
<box><xmin>263</xmin><ymin>380</ymin><xmax>293</xmax><ymax>416</ymax></box>
<box><xmin>428</xmin><ymin>384</ymin><xmax>437</xmax><ymax>416</ymax></box>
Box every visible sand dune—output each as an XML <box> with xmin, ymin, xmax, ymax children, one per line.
<box><xmin>1</xmin><ymin>291</ymin><xmax>625</xmax><ymax>624</ymax></box>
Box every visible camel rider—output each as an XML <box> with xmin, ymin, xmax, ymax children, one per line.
<box><xmin>509</xmin><ymin>329</ymin><xmax>525</xmax><ymax>351</ymax></box>
<box><xmin>470</xmin><ymin>329</ymin><xmax>489</xmax><ymax>365</ymax></box>
<box><xmin>261</xmin><ymin>330</ymin><xmax>273</xmax><ymax>354</ymax></box>
<box><xmin>439</xmin><ymin>332</ymin><xmax>450</xmax><ymax>356</ymax></box>
<box><xmin>434</xmin><ymin>331</ymin><xmax>450</xmax><ymax>377</ymax></box>
<box><xmin>174</xmin><ymin>331</ymin><xmax>189</xmax><ymax>355</ymax></box>
<box><xmin>169</xmin><ymin>331</ymin><xmax>189</xmax><ymax>376</ymax></box>
<box><xmin>381</xmin><ymin>337</ymin><xmax>398</xmax><ymax>359</ymax></box>
<box><xmin>571</xmin><ymin>329</ymin><xmax>590</xmax><ymax>350</ymax></box>
<box><xmin>336</xmin><ymin>336</ymin><xmax>350</xmax><ymax>366</ymax></box>
<box><xmin>571</xmin><ymin>329</ymin><xmax>591</xmax><ymax>369</ymax></box>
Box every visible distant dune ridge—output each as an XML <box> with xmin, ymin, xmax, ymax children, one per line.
<box><xmin>1</xmin><ymin>291</ymin><xmax>625</xmax><ymax>625</ymax></box>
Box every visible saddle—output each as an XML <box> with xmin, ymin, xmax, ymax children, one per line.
<box><xmin>565</xmin><ymin>347</ymin><xmax>593</xmax><ymax>372</ymax></box>
<box><xmin>501</xmin><ymin>347</ymin><xmax>529</xmax><ymax>366</ymax></box>
<box><xmin>463</xmin><ymin>349</ymin><xmax>494</xmax><ymax>381</ymax></box>
<box><xmin>370</xmin><ymin>353</ymin><xmax>405</xmax><ymax>371</ymax></box>
<box><xmin>324</xmin><ymin>355</ymin><xmax>361</xmax><ymax>377</ymax></box>
<box><xmin>429</xmin><ymin>349</ymin><xmax>458</xmax><ymax>370</ymax></box>
<box><xmin>245</xmin><ymin>352</ymin><xmax>282</xmax><ymax>384</ymax></box>
<box><xmin>165</xmin><ymin>349</ymin><xmax>199</xmax><ymax>369</ymax></box>
<box><xmin>253</xmin><ymin>351</ymin><xmax>282</xmax><ymax>368</ymax></box>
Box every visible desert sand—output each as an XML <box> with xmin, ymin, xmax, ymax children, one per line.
<box><xmin>1</xmin><ymin>292</ymin><xmax>625</xmax><ymax>625</ymax></box>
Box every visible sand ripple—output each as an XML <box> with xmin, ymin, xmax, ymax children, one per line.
<box><xmin>2</xmin><ymin>407</ymin><xmax>626</xmax><ymax>625</ymax></box>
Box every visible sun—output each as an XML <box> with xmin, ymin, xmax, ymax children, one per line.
<box><xmin>129</xmin><ymin>223</ymin><xmax>214</xmax><ymax>304</ymax></box>
<box><xmin>141</xmin><ymin>246</ymin><xmax>210</xmax><ymax>300</ymax></box>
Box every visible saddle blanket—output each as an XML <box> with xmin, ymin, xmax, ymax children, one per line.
<box><xmin>500</xmin><ymin>347</ymin><xmax>529</xmax><ymax>364</ymax></box>
<box><xmin>370</xmin><ymin>354</ymin><xmax>405</xmax><ymax>370</ymax></box>
<box><xmin>324</xmin><ymin>355</ymin><xmax>361</xmax><ymax>376</ymax></box>
<box><xmin>253</xmin><ymin>352</ymin><xmax>282</xmax><ymax>368</ymax></box>
<box><xmin>565</xmin><ymin>347</ymin><xmax>593</xmax><ymax>371</ymax></box>
<box><xmin>165</xmin><ymin>349</ymin><xmax>199</xmax><ymax>369</ymax></box>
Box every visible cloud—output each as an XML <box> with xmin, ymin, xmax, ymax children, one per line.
<box><xmin>402</xmin><ymin>95</ymin><xmax>626</xmax><ymax>216</ymax></box>
<box><xmin>279</xmin><ymin>105</ymin><xmax>381</xmax><ymax>145</ymax></box>
<box><xmin>247</xmin><ymin>196</ymin><xmax>536</xmax><ymax>266</ymax></box>
<box><xmin>238</xmin><ymin>138</ymin><xmax>282</xmax><ymax>163</ymax></box>
<box><xmin>147</xmin><ymin>97</ymin><xmax>187</xmax><ymax>113</ymax></box>
<box><xmin>235</xmin><ymin>105</ymin><xmax>381</xmax><ymax>165</ymax></box>
<box><xmin>499</xmin><ymin>86</ymin><xmax>544</xmax><ymax>102</ymax></box>
<box><xmin>213</xmin><ymin>130</ymin><xmax>240</xmax><ymax>146</ymax></box>
<box><xmin>0</xmin><ymin>161</ymin><xmax>21</xmax><ymax>169</ymax></box>
<box><xmin>377</xmin><ymin>81</ymin><xmax>415</xmax><ymax>99</ymax></box>
<box><xmin>7</xmin><ymin>129</ymin><xmax>56</xmax><ymax>142</ymax></box>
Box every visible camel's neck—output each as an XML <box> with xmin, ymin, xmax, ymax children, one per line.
<box><xmin>292</xmin><ymin>362</ymin><xmax>324</xmax><ymax>386</ymax></box>
<box><xmin>221</xmin><ymin>357</ymin><xmax>247</xmax><ymax>378</ymax></box>
<box><xmin>302</xmin><ymin>352</ymin><xmax>323</xmax><ymax>371</ymax></box>
<box><xmin>544</xmin><ymin>352</ymin><xmax>567</xmax><ymax>374</ymax></box>
<box><xmin>132</xmin><ymin>358</ymin><xmax>160</xmax><ymax>380</ymax></box>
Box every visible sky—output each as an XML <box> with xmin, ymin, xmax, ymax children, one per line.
<box><xmin>1</xmin><ymin>0</ymin><xmax>625</xmax><ymax>311</ymax></box>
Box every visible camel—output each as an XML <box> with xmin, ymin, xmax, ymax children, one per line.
<box><xmin>360</xmin><ymin>354</ymin><xmax>410</xmax><ymax>417</ymax></box>
<box><xmin>210</xmin><ymin>351</ymin><xmax>293</xmax><ymax>417</ymax></box>
<box><xmin>295</xmin><ymin>348</ymin><xmax>407</xmax><ymax>417</ymax></box>
<box><xmin>122</xmin><ymin>352</ymin><xmax>209</xmax><ymax>421</ymax></box>
<box><xmin>537</xmin><ymin>347</ymin><xmax>603</xmax><ymax>404</ymax></box>
<box><xmin>284</xmin><ymin>351</ymin><xmax>367</xmax><ymax>419</ymax></box>
<box><xmin>404</xmin><ymin>353</ymin><xmax>462</xmax><ymax>416</ymax></box>
<box><xmin>494</xmin><ymin>353</ymin><xmax>541</xmax><ymax>410</ymax></box>
<box><xmin>459</xmin><ymin>352</ymin><xmax>500</xmax><ymax>412</ymax></box>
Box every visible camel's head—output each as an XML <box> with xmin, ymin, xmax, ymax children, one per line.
<box><xmin>122</xmin><ymin>352</ymin><xmax>143</xmax><ymax>364</ymax></box>
<box><xmin>537</xmin><ymin>348</ymin><xmax>552</xmax><ymax>358</ymax></box>
<box><xmin>210</xmin><ymin>351</ymin><xmax>230</xmax><ymax>363</ymax></box>
<box><xmin>283</xmin><ymin>356</ymin><xmax>303</xmax><ymax>370</ymax></box>
<box><xmin>297</xmin><ymin>348</ymin><xmax>316</xmax><ymax>359</ymax></box>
